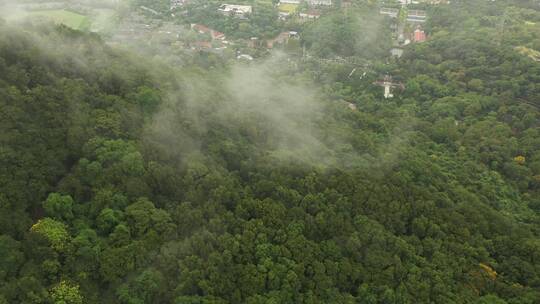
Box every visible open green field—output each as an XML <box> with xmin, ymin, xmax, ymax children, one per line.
<box><xmin>256</xmin><ymin>0</ymin><xmax>273</xmax><ymax>5</ymax></box>
<box><xmin>278</xmin><ymin>3</ymin><xmax>298</xmax><ymax>13</ymax></box>
<box><xmin>28</xmin><ymin>10</ymin><xmax>91</xmax><ymax>30</ymax></box>
<box><xmin>90</xmin><ymin>9</ymin><xmax>117</xmax><ymax>32</ymax></box>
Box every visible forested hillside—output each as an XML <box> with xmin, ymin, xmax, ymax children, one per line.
<box><xmin>1</xmin><ymin>1</ymin><xmax>540</xmax><ymax>303</ymax></box>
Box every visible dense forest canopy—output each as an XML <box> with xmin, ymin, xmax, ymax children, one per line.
<box><xmin>0</xmin><ymin>0</ymin><xmax>540</xmax><ymax>303</ymax></box>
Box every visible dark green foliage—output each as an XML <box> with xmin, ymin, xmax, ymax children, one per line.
<box><xmin>0</xmin><ymin>2</ymin><xmax>540</xmax><ymax>303</ymax></box>
<box><xmin>302</xmin><ymin>10</ymin><xmax>392</xmax><ymax>59</ymax></box>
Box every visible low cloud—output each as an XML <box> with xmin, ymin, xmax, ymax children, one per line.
<box><xmin>144</xmin><ymin>54</ymin><xmax>335</xmax><ymax>167</ymax></box>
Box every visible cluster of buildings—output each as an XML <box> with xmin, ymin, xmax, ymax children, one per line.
<box><xmin>277</xmin><ymin>0</ymin><xmax>331</xmax><ymax>20</ymax></box>
<box><xmin>378</xmin><ymin>7</ymin><xmax>427</xmax><ymax>23</ymax></box>
<box><xmin>116</xmin><ymin>0</ymin><xmax>441</xmax><ymax>99</ymax></box>
<box><xmin>278</xmin><ymin>0</ymin><xmax>332</xmax><ymax>6</ymax></box>
<box><xmin>131</xmin><ymin>0</ymin><xmax>306</xmax><ymax>58</ymax></box>
<box><xmin>379</xmin><ymin>6</ymin><xmax>428</xmax><ymax>47</ymax></box>
<box><xmin>378</xmin><ymin>4</ymin><xmax>429</xmax><ymax>98</ymax></box>
<box><xmin>189</xmin><ymin>22</ymin><xmax>299</xmax><ymax>52</ymax></box>
<box><xmin>279</xmin><ymin>9</ymin><xmax>321</xmax><ymax>21</ymax></box>
<box><xmin>170</xmin><ymin>0</ymin><xmax>331</xmax><ymax>24</ymax></box>
<box><xmin>171</xmin><ymin>1</ymin><xmax>253</xmax><ymax>19</ymax></box>
<box><xmin>188</xmin><ymin>23</ymin><xmax>230</xmax><ymax>51</ymax></box>
<box><xmin>398</xmin><ymin>0</ymin><xmax>449</xmax><ymax>5</ymax></box>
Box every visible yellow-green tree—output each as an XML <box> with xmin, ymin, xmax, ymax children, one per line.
<box><xmin>30</xmin><ymin>218</ymin><xmax>70</xmax><ymax>251</ymax></box>
<box><xmin>50</xmin><ymin>281</ymin><xmax>83</xmax><ymax>304</ymax></box>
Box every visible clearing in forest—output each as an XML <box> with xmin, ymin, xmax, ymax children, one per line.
<box><xmin>279</xmin><ymin>3</ymin><xmax>298</xmax><ymax>13</ymax></box>
<box><xmin>515</xmin><ymin>46</ymin><xmax>540</xmax><ymax>62</ymax></box>
<box><xmin>28</xmin><ymin>10</ymin><xmax>91</xmax><ymax>30</ymax></box>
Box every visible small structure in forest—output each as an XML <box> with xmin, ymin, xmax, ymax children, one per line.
<box><xmin>390</xmin><ymin>47</ymin><xmax>404</xmax><ymax>57</ymax></box>
<box><xmin>373</xmin><ymin>75</ymin><xmax>404</xmax><ymax>99</ymax></box>
<box><xmin>266</xmin><ymin>31</ymin><xmax>298</xmax><ymax>48</ymax></box>
<box><xmin>299</xmin><ymin>9</ymin><xmax>321</xmax><ymax>19</ymax></box>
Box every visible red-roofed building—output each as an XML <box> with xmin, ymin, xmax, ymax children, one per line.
<box><xmin>211</xmin><ymin>30</ymin><xmax>225</xmax><ymax>40</ymax></box>
<box><xmin>413</xmin><ymin>29</ymin><xmax>426</xmax><ymax>43</ymax></box>
<box><xmin>190</xmin><ymin>24</ymin><xmax>226</xmax><ymax>40</ymax></box>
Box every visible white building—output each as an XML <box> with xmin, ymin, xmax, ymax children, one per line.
<box><xmin>307</xmin><ymin>0</ymin><xmax>332</xmax><ymax>6</ymax></box>
<box><xmin>237</xmin><ymin>54</ymin><xmax>254</xmax><ymax>60</ymax></box>
<box><xmin>280</xmin><ymin>0</ymin><xmax>301</xmax><ymax>3</ymax></box>
<box><xmin>407</xmin><ymin>10</ymin><xmax>426</xmax><ymax>23</ymax></box>
<box><xmin>384</xmin><ymin>83</ymin><xmax>393</xmax><ymax>98</ymax></box>
<box><xmin>380</xmin><ymin>7</ymin><xmax>399</xmax><ymax>18</ymax></box>
<box><xmin>278</xmin><ymin>12</ymin><xmax>291</xmax><ymax>20</ymax></box>
<box><xmin>218</xmin><ymin>4</ymin><xmax>253</xmax><ymax>18</ymax></box>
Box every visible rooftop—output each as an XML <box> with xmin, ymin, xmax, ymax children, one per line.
<box><xmin>218</xmin><ymin>4</ymin><xmax>253</xmax><ymax>14</ymax></box>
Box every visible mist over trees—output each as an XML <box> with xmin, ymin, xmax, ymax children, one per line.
<box><xmin>0</xmin><ymin>0</ymin><xmax>540</xmax><ymax>303</ymax></box>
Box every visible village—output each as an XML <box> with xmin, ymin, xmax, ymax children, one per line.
<box><xmin>0</xmin><ymin>0</ymin><xmax>449</xmax><ymax>98</ymax></box>
<box><xmin>121</xmin><ymin>0</ymin><xmax>443</xmax><ymax>100</ymax></box>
